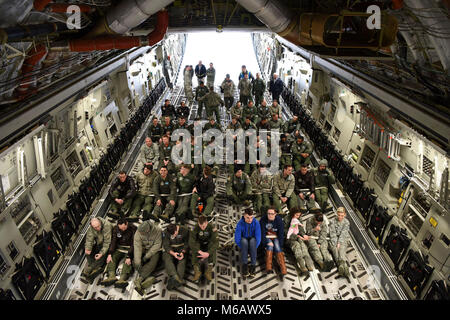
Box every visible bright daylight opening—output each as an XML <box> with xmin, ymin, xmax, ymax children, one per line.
<box><xmin>176</xmin><ymin>32</ymin><xmax>261</xmax><ymax>85</ymax></box>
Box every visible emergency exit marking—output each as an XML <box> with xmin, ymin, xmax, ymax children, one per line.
<box><xmin>429</xmin><ymin>217</ymin><xmax>438</xmax><ymax>228</ymax></box>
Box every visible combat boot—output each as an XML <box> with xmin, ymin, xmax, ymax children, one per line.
<box><xmin>174</xmin><ymin>274</ymin><xmax>185</xmax><ymax>286</ymax></box>
<box><xmin>141</xmin><ymin>276</ymin><xmax>156</xmax><ymax>290</ymax></box>
<box><xmin>241</xmin><ymin>264</ymin><xmax>249</xmax><ymax>278</ymax></box>
<box><xmin>81</xmin><ymin>266</ymin><xmax>93</xmax><ymax>279</ymax></box>
<box><xmin>114</xmin><ymin>273</ymin><xmax>130</xmax><ymax>289</ymax></box>
<box><xmin>276</xmin><ymin>252</ymin><xmax>287</xmax><ymax>275</ymax></box>
<box><xmin>192</xmin><ymin>265</ymin><xmax>202</xmax><ymax>283</ymax></box>
<box><xmin>265</xmin><ymin>250</ymin><xmax>273</xmax><ymax>273</ymax></box>
<box><xmin>107</xmin><ymin>210</ymin><xmax>120</xmax><ymax>220</ymax></box>
<box><xmin>204</xmin><ymin>264</ymin><xmax>214</xmax><ymax>282</ymax></box>
<box><xmin>297</xmin><ymin>259</ymin><xmax>308</xmax><ymax>274</ymax></box>
<box><xmin>305</xmin><ymin>256</ymin><xmax>315</xmax><ymax>271</ymax></box>
<box><xmin>134</xmin><ymin>278</ymin><xmax>144</xmax><ymax>296</ymax></box>
<box><xmin>317</xmin><ymin>260</ymin><xmax>324</xmax><ymax>270</ymax></box>
<box><xmin>101</xmin><ymin>271</ymin><xmax>117</xmax><ymax>286</ymax></box>
<box><xmin>87</xmin><ymin>267</ymin><xmax>103</xmax><ymax>283</ymax></box>
<box><xmin>324</xmin><ymin>260</ymin><xmax>335</xmax><ymax>272</ymax></box>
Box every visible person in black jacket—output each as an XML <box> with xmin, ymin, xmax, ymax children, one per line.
<box><xmin>195</xmin><ymin>61</ymin><xmax>207</xmax><ymax>85</ymax></box>
<box><xmin>176</xmin><ymin>101</ymin><xmax>190</xmax><ymax>119</ymax></box>
<box><xmin>294</xmin><ymin>164</ymin><xmax>317</xmax><ymax>213</ymax></box>
<box><xmin>148</xmin><ymin>117</ymin><xmax>163</xmax><ymax>143</ymax></box>
<box><xmin>269</xmin><ymin>73</ymin><xmax>284</xmax><ymax>103</ymax></box>
<box><xmin>101</xmin><ymin>218</ymin><xmax>137</xmax><ymax>288</ymax></box>
<box><xmin>161</xmin><ymin>99</ymin><xmax>176</xmax><ymax>118</ymax></box>
<box><xmin>259</xmin><ymin>206</ymin><xmax>287</xmax><ymax>276</ymax></box>
<box><xmin>191</xmin><ymin>166</ymin><xmax>215</xmax><ymax>217</ymax></box>
<box><xmin>108</xmin><ymin>171</ymin><xmax>136</xmax><ymax>219</ymax></box>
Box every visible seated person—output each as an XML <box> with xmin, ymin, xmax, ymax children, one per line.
<box><xmin>283</xmin><ymin>207</ymin><xmax>314</xmax><ymax>274</ymax></box>
<box><xmin>162</xmin><ymin>115</ymin><xmax>175</xmax><ymax>136</ymax></box>
<box><xmin>260</xmin><ymin>207</ymin><xmax>287</xmax><ymax>276</ymax></box>
<box><xmin>191</xmin><ymin>166</ymin><xmax>215</xmax><ymax>217</ymax></box>
<box><xmin>235</xmin><ymin>208</ymin><xmax>261</xmax><ymax>278</ymax></box>
<box><xmin>101</xmin><ymin>218</ymin><xmax>137</xmax><ymax>288</ymax></box>
<box><xmin>250</xmin><ymin>164</ymin><xmax>273</xmax><ymax>216</ymax></box>
<box><xmin>108</xmin><ymin>171</ymin><xmax>136</xmax><ymax>219</ymax></box>
<box><xmin>133</xmin><ymin>220</ymin><xmax>162</xmax><ymax>296</ymax></box>
<box><xmin>269</xmin><ymin>113</ymin><xmax>283</xmax><ymax>131</ymax></box>
<box><xmin>313</xmin><ymin>159</ymin><xmax>336</xmax><ymax>212</ymax></box>
<box><xmin>189</xmin><ymin>215</ymin><xmax>218</xmax><ymax>283</ymax></box>
<box><xmin>82</xmin><ymin>217</ymin><xmax>112</xmax><ymax>282</ymax></box>
<box><xmin>163</xmin><ymin>223</ymin><xmax>190</xmax><ymax>290</ymax></box>
<box><xmin>161</xmin><ymin>99</ymin><xmax>176</xmax><ymax>118</ymax></box>
<box><xmin>226</xmin><ymin>166</ymin><xmax>252</xmax><ymax>206</ymax></box>
<box><xmin>293</xmin><ymin>164</ymin><xmax>317</xmax><ymax>213</ymax></box>
<box><xmin>279</xmin><ymin>134</ymin><xmax>293</xmax><ymax>168</ymax></box>
<box><xmin>204</xmin><ymin>116</ymin><xmax>223</xmax><ymax>131</ymax></box>
<box><xmin>129</xmin><ymin>164</ymin><xmax>158</xmax><ymax>221</ymax></box>
<box><xmin>152</xmin><ymin>166</ymin><xmax>176</xmax><ymax>222</ymax></box>
<box><xmin>175</xmin><ymin>164</ymin><xmax>196</xmax><ymax>223</ymax></box>
<box><xmin>148</xmin><ymin>117</ymin><xmax>163</xmax><ymax>143</ymax></box>
<box><xmin>273</xmin><ymin>165</ymin><xmax>297</xmax><ymax>214</ymax></box>
<box><xmin>292</xmin><ymin>135</ymin><xmax>312</xmax><ymax>171</ymax></box>
<box><xmin>328</xmin><ymin>207</ymin><xmax>350</xmax><ymax>278</ymax></box>
<box><xmin>176</xmin><ymin>101</ymin><xmax>190</xmax><ymax>119</ymax></box>
<box><xmin>140</xmin><ymin>137</ymin><xmax>160</xmax><ymax>170</ymax></box>
<box><xmin>305</xmin><ymin>212</ymin><xmax>334</xmax><ymax>271</ymax></box>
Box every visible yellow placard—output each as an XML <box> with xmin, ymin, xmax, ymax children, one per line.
<box><xmin>429</xmin><ymin>217</ymin><xmax>438</xmax><ymax>228</ymax></box>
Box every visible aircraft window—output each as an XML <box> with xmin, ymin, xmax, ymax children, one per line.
<box><xmin>374</xmin><ymin>159</ymin><xmax>391</xmax><ymax>189</ymax></box>
<box><xmin>360</xmin><ymin>146</ymin><xmax>376</xmax><ymax>171</ymax></box>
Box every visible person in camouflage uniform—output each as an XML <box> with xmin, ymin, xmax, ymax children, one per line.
<box><xmin>162</xmin><ymin>115</ymin><xmax>175</xmax><ymax>136</ymax></box>
<box><xmin>250</xmin><ymin>165</ymin><xmax>273</xmax><ymax>215</ymax></box>
<box><xmin>258</xmin><ymin>100</ymin><xmax>271</xmax><ymax>122</ymax></box>
<box><xmin>82</xmin><ymin>217</ymin><xmax>112</xmax><ymax>282</ymax></box>
<box><xmin>140</xmin><ymin>137</ymin><xmax>160</xmax><ymax>171</ymax></box>
<box><xmin>279</xmin><ymin>134</ymin><xmax>293</xmax><ymax>169</ymax></box>
<box><xmin>269</xmin><ymin>113</ymin><xmax>283</xmax><ymax>131</ymax></box>
<box><xmin>283</xmin><ymin>208</ymin><xmax>314</xmax><ymax>274</ymax></box>
<box><xmin>163</xmin><ymin>223</ymin><xmax>190</xmax><ymax>290</ymax></box>
<box><xmin>269</xmin><ymin>100</ymin><xmax>281</xmax><ymax>118</ymax></box>
<box><xmin>191</xmin><ymin>166</ymin><xmax>215</xmax><ymax>217</ymax></box>
<box><xmin>195</xmin><ymin>81</ymin><xmax>209</xmax><ymax>119</ymax></box>
<box><xmin>242</xmin><ymin>100</ymin><xmax>258</xmax><ymax>124</ymax></box>
<box><xmin>293</xmin><ymin>163</ymin><xmax>317</xmax><ymax>213</ymax></box>
<box><xmin>221</xmin><ymin>74</ymin><xmax>235</xmax><ymax>110</ymax></box>
<box><xmin>129</xmin><ymin>164</ymin><xmax>159</xmax><ymax>221</ymax></box>
<box><xmin>108</xmin><ymin>171</ymin><xmax>136</xmax><ymax>219</ymax></box>
<box><xmin>313</xmin><ymin>159</ymin><xmax>335</xmax><ymax>212</ymax></box>
<box><xmin>198</xmin><ymin>86</ymin><xmax>224</xmax><ymax>123</ymax></box>
<box><xmin>189</xmin><ymin>215</ymin><xmax>218</xmax><ymax>283</ymax></box>
<box><xmin>305</xmin><ymin>212</ymin><xmax>334</xmax><ymax>271</ymax></box>
<box><xmin>101</xmin><ymin>218</ymin><xmax>136</xmax><ymax>288</ymax></box>
<box><xmin>238</xmin><ymin>73</ymin><xmax>253</xmax><ymax>106</ymax></box>
<box><xmin>184</xmin><ymin>65</ymin><xmax>194</xmax><ymax>103</ymax></box>
<box><xmin>204</xmin><ymin>116</ymin><xmax>223</xmax><ymax>131</ymax></box>
<box><xmin>252</xmin><ymin>72</ymin><xmax>266</xmax><ymax>107</ymax></box>
<box><xmin>159</xmin><ymin>135</ymin><xmax>175</xmax><ymax>172</ymax></box>
<box><xmin>273</xmin><ymin>165</ymin><xmax>297</xmax><ymax>214</ymax></box>
<box><xmin>284</xmin><ymin>114</ymin><xmax>300</xmax><ymax>134</ymax></box>
<box><xmin>133</xmin><ymin>220</ymin><xmax>162</xmax><ymax>296</ymax></box>
<box><xmin>227</xmin><ymin>166</ymin><xmax>252</xmax><ymax>206</ymax></box>
<box><xmin>174</xmin><ymin>164</ymin><xmax>196</xmax><ymax>223</ymax></box>
<box><xmin>292</xmin><ymin>135</ymin><xmax>312</xmax><ymax>171</ymax></box>
<box><xmin>206</xmin><ymin>63</ymin><xmax>216</xmax><ymax>88</ymax></box>
<box><xmin>152</xmin><ymin>166</ymin><xmax>177</xmax><ymax>222</ymax></box>
<box><xmin>230</xmin><ymin>101</ymin><xmax>243</xmax><ymax>123</ymax></box>
<box><xmin>328</xmin><ymin>207</ymin><xmax>350</xmax><ymax>277</ymax></box>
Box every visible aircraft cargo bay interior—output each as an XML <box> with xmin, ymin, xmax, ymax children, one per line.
<box><xmin>0</xmin><ymin>0</ymin><xmax>448</xmax><ymax>302</ymax></box>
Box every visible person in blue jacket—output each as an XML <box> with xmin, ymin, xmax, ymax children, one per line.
<box><xmin>235</xmin><ymin>208</ymin><xmax>261</xmax><ymax>278</ymax></box>
<box><xmin>259</xmin><ymin>206</ymin><xmax>287</xmax><ymax>276</ymax></box>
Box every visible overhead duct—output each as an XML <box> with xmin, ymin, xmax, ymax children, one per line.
<box><xmin>87</xmin><ymin>0</ymin><xmax>175</xmax><ymax>37</ymax></box>
<box><xmin>56</xmin><ymin>10</ymin><xmax>169</xmax><ymax>52</ymax></box>
<box><xmin>235</xmin><ymin>0</ymin><xmax>398</xmax><ymax>56</ymax></box>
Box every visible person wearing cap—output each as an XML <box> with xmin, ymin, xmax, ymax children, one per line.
<box><xmin>175</xmin><ymin>164</ymin><xmax>196</xmax><ymax>224</ymax></box>
<box><xmin>140</xmin><ymin>137</ymin><xmax>160</xmax><ymax>171</ymax></box>
<box><xmin>183</xmin><ymin>65</ymin><xmax>194</xmax><ymax>103</ymax></box>
<box><xmin>227</xmin><ymin>165</ymin><xmax>252</xmax><ymax>206</ymax></box>
<box><xmin>204</xmin><ymin>116</ymin><xmax>222</xmax><ymax>131</ymax></box>
<box><xmin>238</xmin><ymin>65</ymin><xmax>254</xmax><ymax>82</ymax></box>
<box><xmin>235</xmin><ymin>208</ymin><xmax>261</xmax><ymax>278</ymax></box>
<box><xmin>129</xmin><ymin>164</ymin><xmax>159</xmax><ymax>221</ymax></box>
<box><xmin>152</xmin><ymin>166</ymin><xmax>177</xmax><ymax>222</ymax></box>
<box><xmin>198</xmin><ymin>86</ymin><xmax>224</xmax><ymax>123</ymax></box>
<box><xmin>195</xmin><ymin>60</ymin><xmax>206</xmax><ymax>85</ymax></box>
<box><xmin>250</xmin><ymin>164</ymin><xmax>273</xmax><ymax>216</ymax></box>
<box><xmin>195</xmin><ymin>80</ymin><xmax>209</xmax><ymax>119</ymax></box>
<box><xmin>221</xmin><ymin>74</ymin><xmax>236</xmax><ymax>110</ymax></box>
<box><xmin>313</xmin><ymin>159</ymin><xmax>335</xmax><ymax>212</ymax></box>
<box><xmin>238</xmin><ymin>73</ymin><xmax>253</xmax><ymax>106</ymax></box>
<box><xmin>176</xmin><ymin>101</ymin><xmax>190</xmax><ymax>119</ymax></box>
<box><xmin>280</xmin><ymin>134</ymin><xmax>293</xmax><ymax>169</ymax></box>
<box><xmin>252</xmin><ymin>72</ymin><xmax>266</xmax><ymax>107</ymax></box>
<box><xmin>292</xmin><ymin>135</ymin><xmax>312</xmax><ymax>171</ymax></box>
<box><xmin>206</xmin><ymin>62</ymin><xmax>216</xmax><ymax>88</ymax></box>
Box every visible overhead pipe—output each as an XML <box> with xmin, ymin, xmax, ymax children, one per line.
<box><xmin>16</xmin><ymin>44</ymin><xmax>49</xmax><ymax>98</ymax></box>
<box><xmin>0</xmin><ymin>23</ymin><xmax>67</xmax><ymax>43</ymax></box>
<box><xmin>235</xmin><ymin>0</ymin><xmax>398</xmax><ymax>51</ymax></box>
<box><xmin>86</xmin><ymin>0</ymin><xmax>175</xmax><ymax>37</ymax></box>
<box><xmin>33</xmin><ymin>0</ymin><xmax>52</xmax><ymax>11</ymax></box>
<box><xmin>56</xmin><ymin>10</ymin><xmax>169</xmax><ymax>52</ymax></box>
